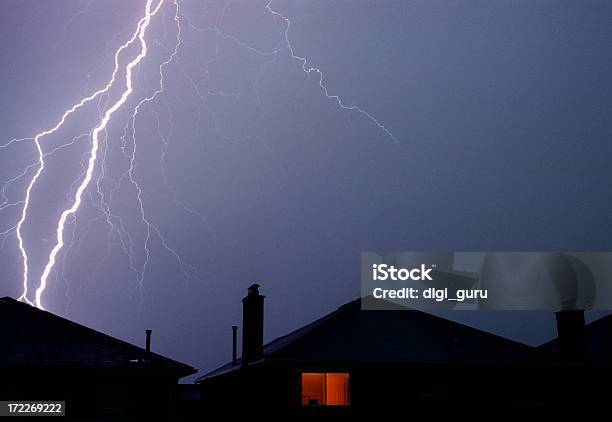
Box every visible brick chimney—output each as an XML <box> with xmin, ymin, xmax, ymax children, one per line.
<box><xmin>555</xmin><ymin>310</ymin><xmax>588</xmax><ymax>362</ymax></box>
<box><xmin>242</xmin><ymin>284</ymin><xmax>264</xmax><ymax>366</ymax></box>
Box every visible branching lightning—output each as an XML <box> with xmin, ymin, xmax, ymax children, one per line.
<box><xmin>12</xmin><ymin>0</ymin><xmax>165</xmax><ymax>309</ymax></box>
<box><xmin>2</xmin><ymin>0</ymin><xmax>397</xmax><ymax>311</ymax></box>
<box><xmin>265</xmin><ymin>2</ymin><xmax>398</xmax><ymax>145</ymax></box>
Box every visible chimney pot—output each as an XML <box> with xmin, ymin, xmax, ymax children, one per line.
<box><xmin>247</xmin><ymin>283</ymin><xmax>260</xmax><ymax>295</ymax></box>
<box><xmin>232</xmin><ymin>326</ymin><xmax>238</xmax><ymax>366</ymax></box>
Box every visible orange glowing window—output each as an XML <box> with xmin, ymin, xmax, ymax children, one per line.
<box><xmin>301</xmin><ymin>372</ymin><xmax>350</xmax><ymax>406</ymax></box>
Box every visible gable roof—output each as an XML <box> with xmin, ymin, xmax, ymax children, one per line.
<box><xmin>539</xmin><ymin>312</ymin><xmax>612</xmax><ymax>363</ymax></box>
<box><xmin>197</xmin><ymin>297</ymin><xmax>553</xmax><ymax>382</ymax></box>
<box><xmin>0</xmin><ymin>297</ymin><xmax>196</xmax><ymax>378</ymax></box>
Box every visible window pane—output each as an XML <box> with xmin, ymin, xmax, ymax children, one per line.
<box><xmin>302</xmin><ymin>373</ymin><xmax>325</xmax><ymax>406</ymax></box>
<box><xmin>326</xmin><ymin>373</ymin><xmax>350</xmax><ymax>406</ymax></box>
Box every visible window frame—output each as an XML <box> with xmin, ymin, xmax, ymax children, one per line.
<box><xmin>300</xmin><ymin>371</ymin><xmax>350</xmax><ymax>407</ymax></box>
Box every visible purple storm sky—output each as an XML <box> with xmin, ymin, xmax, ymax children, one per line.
<box><xmin>1</xmin><ymin>0</ymin><xmax>611</xmax><ymax>379</ymax></box>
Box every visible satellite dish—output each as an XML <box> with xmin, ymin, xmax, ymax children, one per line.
<box><xmin>478</xmin><ymin>252</ymin><xmax>595</xmax><ymax>310</ymax></box>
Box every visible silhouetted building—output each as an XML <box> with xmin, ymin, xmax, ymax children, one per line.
<box><xmin>197</xmin><ymin>286</ymin><xmax>568</xmax><ymax>417</ymax></box>
<box><xmin>542</xmin><ymin>310</ymin><xmax>612</xmax><ymax>362</ymax></box>
<box><xmin>540</xmin><ymin>311</ymin><xmax>612</xmax><ymax>407</ymax></box>
<box><xmin>0</xmin><ymin>297</ymin><xmax>196</xmax><ymax>421</ymax></box>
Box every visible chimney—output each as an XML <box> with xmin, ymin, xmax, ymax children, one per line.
<box><xmin>242</xmin><ymin>284</ymin><xmax>264</xmax><ymax>366</ymax></box>
<box><xmin>145</xmin><ymin>329</ymin><xmax>152</xmax><ymax>352</ymax></box>
<box><xmin>555</xmin><ymin>310</ymin><xmax>588</xmax><ymax>362</ymax></box>
<box><xmin>232</xmin><ymin>325</ymin><xmax>238</xmax><ymax>366</ymax></box>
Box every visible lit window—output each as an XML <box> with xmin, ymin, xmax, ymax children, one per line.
<box><xmin>301</xmin><ymin>373</ymin><xmax>325</xmax><ymax>406</ymax></box>
<box><xmin>325</xmin><ymin>373</ymin><xmax>350</xmax><ymax>406</ymax></box>
<box><xmin>301</xmin><ymin>372</ymin><xmax>350</xmax><ymax>406</ymax></box>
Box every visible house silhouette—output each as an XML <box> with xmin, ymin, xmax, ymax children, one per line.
<box><xmin>0</xmin><ymin>296</ymin><xmax>196</xmax><ymax>421</ymax></box>
<box><xmin>541</xmin><ymin>310</ymin><xmax>612</xmax><ymax>362</ymax></box>
<box><xmin>2</xmin><ymin>287</ymin><xmax>611</xmax><ymax>419</ymax></box>
<box><xmin>197</xmin><ymin>285</ymin><xmax>610</xmax><ymax>417</ymax></box>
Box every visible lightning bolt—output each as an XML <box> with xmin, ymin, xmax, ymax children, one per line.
<box><xmin>264</xmin><ymin>1</ymin><xmax>398</xmax><ymax>145</ymax></box>
<box><xmin>15</xmin><ymin>0</ymin><xmax>165</xmax><ymax>309</ymax></box>
<box><xmin>125</xmin><ymin>0</ymin><xmax>191</xmax><ymax>302</ymax></box>
<box><xmin>4</xmin><ymin>0</ymin><xmax>397</xmax><ymax>311</ymax></box>
<box><xmin>181</xmin><ymin>1</ymin><xmax>398</xmax><ymax>145</ymax></box>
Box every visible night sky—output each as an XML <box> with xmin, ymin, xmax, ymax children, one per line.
<box><xmin>1</xmin><ymin>0</ymin><xmax>611</xmax><ymax>380</ymax></box>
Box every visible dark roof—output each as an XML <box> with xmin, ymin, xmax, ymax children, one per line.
<box><xmin>0</xmin><ymin>297</ymin><xmax>196</xmax><ymax>378</ymax></box>
<box><xmin>197</xmin><ymin>297</ymin><xmax>553</xmax><ymax>382</ymax></box>
<box><xmin>539</xmin><ymin>313</ymin><xmax>612</xmax><ymax>363</ymax></box>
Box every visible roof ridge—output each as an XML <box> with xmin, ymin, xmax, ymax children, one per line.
<box><xmin>0</xmin><ymin>296</ymin><xmax>196</xmax><ymax>375</ymax></box>
<box><xmin>197</xmin><ymin>296</ymin><xmax>552</xmax><ymax>382</ymax></box>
